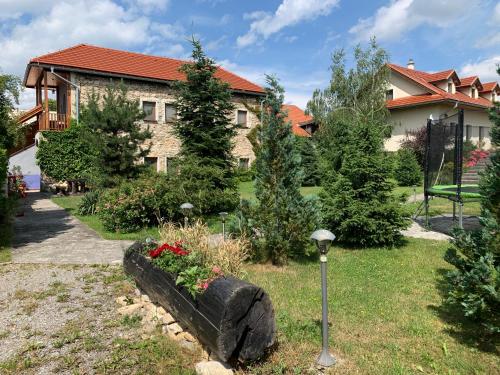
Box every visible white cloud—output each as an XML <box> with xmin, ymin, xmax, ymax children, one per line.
<box><xmin>475</xmin><ymin>2</ymin><xmax>500</xmax><ymax>48</ymax></box>
<box><xmin>0</xmin><ymin>0</ymin><xmax>183</xmax><ymax>78</ymax></box>
<box><xmin>349</xmin><ymin>0</ymin><xmax>478</xmax><ymax>42</ymax></box>
<box><xmin>237</xmin><ymin>0</ymin><xmax>339</xmax><ymax>48</ymax></box>
<box><xmin>0</xmin><ymin>0</ymin><xmax>58</xmax><ymax>19</ymax></box>
<box><xmin>460</xmin><ymin>56</ymin><xmax>500</xmax><ymax>82</ymax></box>
<box><xmin>494</xmin><ymin>2</ymin><xmax>500</xmax><ymax>23</ymax></box>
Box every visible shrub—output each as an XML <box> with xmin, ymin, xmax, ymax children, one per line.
<box><xmin>77</xmin><ymin>190</ymin><xmax>100</xmax><ymax>216</ymax></box>
<box><xmin>36</xmin><ymin>121</ymin><xmax>97</xmax><ymax>181</ymax></box>
<box><xmin>394</xmin><ymin>148</ymin><xmax>422</xmax><ymax>186</ymax></box>
<box><xmin>159</xmin><ymin>221</ymin><xmax>249</xmax><ymax>278</ymax></box>
<box><xmin>97</xmin><ymin>162</ymin><xmax>239</xmax><ymax>233</ymax></box>
<box><xmin>400</xmin><ymin>127</ymin><xmax>427</xmax><ymax>168</ymax></box>
<box><xmin>296</xmin><ymin>137</ymin><xmax>321</xmax><ymax>186</ymax></box>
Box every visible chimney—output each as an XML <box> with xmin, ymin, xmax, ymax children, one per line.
<box><xmin>407</xmin><ymin>58</ymin><xmax>415</xmax><ymax>70</ymax></box>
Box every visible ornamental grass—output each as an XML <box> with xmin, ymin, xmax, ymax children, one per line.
<box><xmin>159</xmin><ymin>220</ymin><xmax>249</xmax><ymax>279</ymax></box>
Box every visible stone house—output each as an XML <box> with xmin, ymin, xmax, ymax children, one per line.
<box><xmin>20</xmin><ymin>44</ymin><xmax>265</xmax><ymax>175</ymax></box>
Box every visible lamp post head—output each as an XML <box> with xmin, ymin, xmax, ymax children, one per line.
<box><xmin>310</xmin><ymin>229</ymin><xmax>336</xmax><ymax>255</ymax></box>
<box><xmin>180</xmin><ymin>202</ymin><xmax>193</xmax><ymax>214</ymax></box>
<box><xmin>219</xmin><ymin>212</ymin><xmax>228</xmax><ymax>222</ymax></box>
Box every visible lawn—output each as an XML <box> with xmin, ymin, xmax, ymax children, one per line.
<box><xmin>0</xmin><ymin>221</ymin><xmax>12</xmax><ymax>263</ymax></box>
<box><xmin>243</xmin><ymin>238</ymin><xmax>499</xmax><ymax>374</ymax></box>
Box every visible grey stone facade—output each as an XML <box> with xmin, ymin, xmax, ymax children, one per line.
<box><xmin>70</xmin><ymin>73</ymin><xmax>261</xmax><ymax>172</ymax></box>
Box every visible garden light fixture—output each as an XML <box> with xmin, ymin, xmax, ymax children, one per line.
<box><xmin>219</xmin><ymin>212</ymin><xmax>228</xmax><ymax>240</ymax></box>
<box><xmin>310</xmin><ymin>229</ymin><xmax>336</xmax><ymax>367</ymax></box>
<box><xmin>180</xmin><ymin>202</ymin><xmax>193</xmax><ymax>228</ymax></box>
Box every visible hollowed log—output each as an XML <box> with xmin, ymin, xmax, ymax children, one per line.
<box><xmin>123</xmin><ymin>243</ymin><xmax>276</xmax><ymax>363</ymax></box>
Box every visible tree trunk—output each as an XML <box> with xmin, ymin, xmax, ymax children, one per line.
<box><xmin>123</xmin><ymin>243</ymin><xmax>276</xmax><ymax>363</ymax></box>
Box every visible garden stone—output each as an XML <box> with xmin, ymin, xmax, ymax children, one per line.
<box><xmin>179</xmin><ymin>339</ymin><xmax>196</xmax><ymax>351</ymax></box>
<box><xmin>166</xmin><ymin>322</ymin><xmax>183</xmax><ymax>336</ymax></box>
<box><xmin>141</xmin><ymin>294</ymin><xmax>151</xmax><ymax>303</ymax></box>
<box><xmin>115</xmin><ymin>296</ymin><xmax>128</xmax><ymax>306</ymax></box>
<box><xmin>195</xmin><ymin>361</ymin><xmax>233</xmax><ymax>375</ymax></box>
<box><xmin>117</xmin><ymin>303</ymin><xmax>143</xmax><ymax>316</ymax></box>
<box><xmin>179</xmin><ymin>332</ymin><xmax>196</xmax><ymax>342</ymax></box>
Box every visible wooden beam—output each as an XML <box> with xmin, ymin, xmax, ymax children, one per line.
<box><xmin>66</xmin><ymin>76</ymin><xmax>71</xmax><ymax>128</ymax></box>
<box><xmin>43</xmin><ymin>70</ymin><xmax>49</xmax><ymax>130</ymax></box>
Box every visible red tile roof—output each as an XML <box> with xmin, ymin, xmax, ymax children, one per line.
<box><xmin>480</xmin><ymin>82</ymin><xmax>500</xmax><ymax>93</ymax></box>
<box><xmin>456</xmin><ymin>76</ymin><xmax>479</xmax><ymax>87</ymax></box>
<box><xmin>27</xmin><ymin>44</ymin><xmax>264</xmax><ymax>94</ymax></box>
<box><xmin>387</xmin><ymin>63</ymin><xmax>495</xmax><ymax>110</ymax></box>
<box><xmin>282</xmin><ymin>104</ymin><xmax>313</xmax><ymax>137</ymax></box>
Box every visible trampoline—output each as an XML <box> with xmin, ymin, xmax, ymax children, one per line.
<box><xmin>421</xmin><ymin>109</ymin><xmax>481</xmax><ymax>228</ymax></box>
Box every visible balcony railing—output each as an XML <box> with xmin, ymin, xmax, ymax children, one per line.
<box><xmin>39</xmin><ymin>111</ymin><xmax>68</xmax><ymax>131</ymax></box>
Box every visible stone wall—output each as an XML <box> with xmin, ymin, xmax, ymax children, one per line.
<box><xmin>70</xmin><ymin>73</ymin><xmax>261</xmax><ymax>171</ymax></box>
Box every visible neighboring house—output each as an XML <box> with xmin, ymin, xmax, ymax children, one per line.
<box><xmin>282</xmin><ymin>104</ymin><xmax>317</xmax><ymax>137</ymax></box>
<box><xmin>386</xmin><ymin>59</ymin><xmax>499</xmax><ymax>151</ymax></box>
<box><xmin>20</xmin><ymin>44</ymin><xmax>265</xmax><ymax>175</ymax></box>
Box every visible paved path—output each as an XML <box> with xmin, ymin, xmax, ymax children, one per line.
<box><xmin>11</xmin><ymin>192</ymin><xmax>133</xmax><ymax>264</ymax></box>
<box><xmin>402</xmin><ymin>214</ymin><xmax>481</xmax><ymax>241</ymax></box>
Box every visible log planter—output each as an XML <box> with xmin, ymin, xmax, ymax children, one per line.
<box><xmin>123</xmin><ymin>242</ymin><xmax>276</xmax><ymax>363</ymax></box>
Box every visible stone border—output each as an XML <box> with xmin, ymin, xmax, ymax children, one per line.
<box><xmin>116</xmin><ymin>289</ymin><xmax>234</xmax><ymax>375</ymax></box>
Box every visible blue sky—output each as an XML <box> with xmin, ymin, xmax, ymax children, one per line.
<box><xmin>0</xmin><ymin>0</ymin><xmax>498</xmax><ymax>109</ymax></box>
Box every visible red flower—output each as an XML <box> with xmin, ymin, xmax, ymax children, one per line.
<box><xmin>149</xmin><ymin>242</ymin><xmax>189</xmax><ymax>258</ymax></box>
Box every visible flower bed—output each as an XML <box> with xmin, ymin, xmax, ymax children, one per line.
<box><xmin>124</xmin><ymin>238</ymin><xmax>276</xmax><ymax>363</ymax></box>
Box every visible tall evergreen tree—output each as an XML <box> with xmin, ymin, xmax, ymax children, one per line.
<box><xmin>311</xmin><ymin>39</ymin><xmax>409</xmax><ymax>246</ymax></box>
<box><xmin>80</xmin><ymin>84</ymin><xmax>151</xmax><ymax>187</ymax></box>
<box><xmin>250</xmin><ymin>76</ymin><xmax>318</xmax><ymax>265</ymax></box>
<box><xmin>173</xmin><ymin>39</ymin><xmax>236</xmax><ymax>185</ymax></box>
<box><xmin>444</xmin><ymin>67</ymin><xmax>500</xmax><ymax>333</ymax></box>
<box><xmin>0</xmin><ymin>73</ymin><xmax>22</xmax><ymax>151</ymax></box>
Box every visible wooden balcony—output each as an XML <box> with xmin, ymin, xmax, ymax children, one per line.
<box><xmin>39</xmin><ymin>111</ymin><xmax>68</xmax><ymax>131</ymax></box>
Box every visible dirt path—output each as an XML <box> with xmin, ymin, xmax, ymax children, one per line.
<box><xmin>11</xmin><ymin>192</ymin><xmax>133</xmax><ymax>264</ymax></box>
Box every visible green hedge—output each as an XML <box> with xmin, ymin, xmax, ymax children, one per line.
<box><xmin>36</xmin><ymin>122</ymin><xmax>96</xmax><ymax>181</ymax></box>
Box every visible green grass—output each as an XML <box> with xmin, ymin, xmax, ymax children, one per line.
<box><xmin>51</xmin><ymin>195</ymin><xmax>160</xmax><ymax>240</ymax></box>
<box><xmin>0</xmin><ymin>212</ymin><xmax>13</xmax><ymax>263</ymax></box>
<box><xmin>244</xmin><ymin>238</ymin><xmax>499</xmax><ymax>374</ymax></box>
<box><xmin>238</xmin><ymin>181</ymin><xmax>322</xmax><ymax>201</ymax></box>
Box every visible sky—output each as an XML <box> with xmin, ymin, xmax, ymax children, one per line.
<box><xmin>1</xmin><ymin>0</ymin><xmax>499</xmax><ymax>110</ymax></box>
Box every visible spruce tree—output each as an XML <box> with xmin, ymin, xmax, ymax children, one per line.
<box><xmin>173</xmin><ymin>39</ymin><xmax>236</xmax><ymax>186</ymax></box>
<box><xmin>444</xmin><ymin>67</ymin><xmax>500</xmax><ymax>332</ymax></box>
<box><xmin>251</xmin><ymin>76</ymin><xmax>318</xmax><ymax>265</ymax></box>
<box><xmin>295</xmin><ymin>136</ymin><xmax>321</xmax><ymax>186</ymax></box>
<box><xmin>312</xmin><ymin>40</ymin><xmax>409</xmax><ymax>247</ymax></box>
<box><xmin>80</xmin><ymin>84</ymin><xmax>151</xmax><ymax>187</ymax></box>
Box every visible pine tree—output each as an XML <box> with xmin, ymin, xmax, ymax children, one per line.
<box><xmin>173</xmin><ymin>39</ymin><xmax>236</xmax><ymax>186</ymax></box>
<box><xmin>444</xmin><ymin>67</ymin><xmax>500</xmax><ymax>332</ymax></box>
<box><xmin>251</xmin><ymin>76</ymin><xmax>318</xmax><ymax>265</ymax></box>
<box><xmin>295</xmin><ymin>136</ymin><xmax>321</xmax><ymax>186</ymax></box>
<box><xmin>80</xmin><ymin>84</ymin><xmax>151</xmax><ymax>187</ymax></box>
<box><xmin>313</xmin><ymin>39</ymin><xmax>409</xmax><ymax>247</ymax></box>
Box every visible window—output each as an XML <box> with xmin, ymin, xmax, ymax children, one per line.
<box><xmin>166</xmin><ymin>157</ymin><xmax>179</xmax><ymax>174</ymax></box>
<box><xmin>238</xmin><ymin>158</ymin><xmax>250</xmax><ymax>170</ymax></box>
<box><xmin>165</xmin><ymin>103</ymin><xmax>176</xmax><ymax>122</ymax></box>
<box><xmin>237</xmin><ymin>110</ymin><xmax>248</xmax><ymax>127</ymax></box>
<box><xmin>385</xmin><ymin>89</ymin><xmax>394</xmax><ymax>101</ymax></box>
<box><xmin>471</xmin><ymin>87</ymin><xmax>477</xmax><ymax>99</ymax></box>
<box><xmin>466</xmin><ymin>125</ymin><xmax>472</xmax><ymax>141</ymax></box>
<box><xmin>144</xmin><ymin>157</ymin><xmax>158</xmax><ymax>171</ymax></box>
<box><xmin>143</xmin><ymin>101</ymin><xmax>156</xmax><ymax>122</ymax></box>
<box><xmin>479</xmin><ymin>126</ymin><xmax>484</xmax><ymax>142</ymax></box>
<box><xmin>447</xmin><ymin>82</ymin><xmax>453</xmax><ymax>93</ymax></box>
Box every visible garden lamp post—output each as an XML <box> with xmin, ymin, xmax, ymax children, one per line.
<box><xmin>219</xmin><ymin>212</ymin><xmax>228</xmax><ymax>241</ymax></box>
<box><xmin>180</xmin><ymin>202</ymin><xmax>193</xmax><ymax>228</ymax></box>
<box><xmin>310</xmin><ymin>229</ymin><xmax>336</xmax><ymax>368</ymax></box>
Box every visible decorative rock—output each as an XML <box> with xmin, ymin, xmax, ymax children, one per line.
<box><xmin>200</xmin><ymin>349</ymin><xmax>210</xmax><ymax>360</ymax></box>
<box><xmin>179</xmin><ymin>339</ymin><xmax>196</xmax><ymax>351</ymax></box>
<box><xmin>166</xmin><ymin>322</ymin><xmax>183</xmax><ymax>335</ymax></box>
<box><xmin>160</xmin><ymin>311</ymin><xmax>175</xmax><ymax>325</ymax></box>
<box><xmin>195</xmin><ymin>361</ymin><xmax>233</xmax><ymax>375</ymax></box>
<box><xmin>179</xmin><ymin>332</ymin><xmax>196</xmax><ymax>342</ymax></box>
<box><xmin>141</xmin><ymin>294</ymin><xmax>151</xmax><ymax>303</ymax></box>
<box><xmin>115</xmin><ymin>296</ymin><xmax>128</xmax><ymax>306</ymax></box>
<box><xmin>117</xmin><ymin>303</ymin><xmax>143</xmax><ymax>316</ymax></box>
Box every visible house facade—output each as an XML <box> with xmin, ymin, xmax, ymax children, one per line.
<box><xmin>385</xmin><ymin>60</ymin><xmax>499</xmax><ymax>151</ymax></box>
<box><xmin>20</xmin><ymin>44</ymin><xmax>264</xmax><ymax>174</ymax></box>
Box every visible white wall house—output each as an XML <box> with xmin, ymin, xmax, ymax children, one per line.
<box><xmin>385</xmin><ymin>60</ymin><xmax>499</xmax><ymax>151</ymax></box>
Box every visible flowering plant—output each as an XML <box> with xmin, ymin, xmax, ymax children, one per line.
<box><xmin>144</xmin><ymin>240</ymin><xmax>223</xmax><ymax>297</ymax></box>
<box><xmin>465</xmin><ymin>149</ymin><xmax>489</xmax><ymax>168</ymax></box>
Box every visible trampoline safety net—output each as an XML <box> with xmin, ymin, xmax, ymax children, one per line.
<box><xmin>424</xmin><ymin>111</ymin><xmax>463</xmax><ymax>197</ymax></box>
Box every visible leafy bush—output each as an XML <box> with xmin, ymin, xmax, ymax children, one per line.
<box><xmin>78</xmin><ymin>191</ymin><xmax>100</xmax><ymax>216</ymax></box>
<box><xmin>400</xmin><ymin>127</ymin><xmax>427</xmax><ymax>168</ymax></box>
<box><xmin>394</xmin><ymin>148</ymin><xmax>422</xmax><ymax>186</ymax></box>
<box><xmin>36</xmin><ymin>121</ymin><xmax>97</xmax><ymax>181</ymax></box>
<box><xmin>97</xmin><ymin>162</ymin><xmax>239</xmax><ymax>233</ymax></box>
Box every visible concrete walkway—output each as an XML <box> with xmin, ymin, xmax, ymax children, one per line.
<box><xmin>11</xmin><ymin>192</ymin><xmax>133</xmax><ymax>264</ymax></box>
